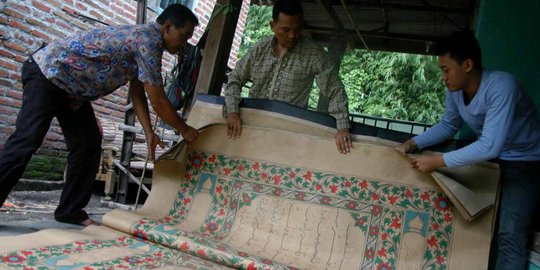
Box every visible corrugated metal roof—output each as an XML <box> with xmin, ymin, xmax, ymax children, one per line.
<box><xmin>251</xmin><ymin>0</ymin><xmax>478</xmax><ymax>54</ymax></box>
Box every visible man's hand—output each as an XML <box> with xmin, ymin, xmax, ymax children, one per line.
<box><xmin>411</xmin><ymin>155</ymin><xmax>445</xmax><ymax>173</ymax></box>
<box><xmin>180</xmin><ymin>125</ymin><xmax>199</xmax><ymax>143</ymax></box>
<box><xmin>395</xmin><ymin>139</ymin><xmax>418</xmax><ymax>154</ymax></box>
<box><xmin>227</xmin><ymin>112</ymin><xmax>242</xmax><ymax>139</ymax></box>
<box><xmin>335</xmin><ymin>128</ymin><xmax>352</xmax><ymax>154</ymax></box>
<box><xmin>145</xmin><ymin>132</ymin><xmax>165</xmax><ymax>161</ymax></box>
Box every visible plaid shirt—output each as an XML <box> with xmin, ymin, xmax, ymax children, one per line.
<box><xmin>224</xmin><ymin>36</ymin><xmax>350</xmax><ymax>130</ymax></box>
<box><xmin>34</xmin><ymin>23</ymin><xmax>164</xmax><ymax>105</ymax></box>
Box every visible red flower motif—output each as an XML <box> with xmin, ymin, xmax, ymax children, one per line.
<box><xmin>444</xmin><ymin>213</ymin><xmax>453</xmax><ymax>222</ymax></box>
<box><xmin>253</xmin><ymin>184</ymin><xmax>262</xmax><ymax>192</ymax></box>
<box><xmin>242</xmin><ymin>194</ymin><xmax>251</xmax><ymax>204</ymax></box>
<box><xmin>273</xmin><ymin>188</ymin><xmax>282</xmax><ymax>196</ymax></box>
<box><xmin>262</xmin><ymin>259</ymin><xmax>273</xmax><ymax>265</ymax></box>
<box><xmin>437</xmin><ymin>255</ymin><xmax>445</xmax><ymax>264</ymax></box>
<box><xmin>191</xmin><ymin>155</ymin><xmax>203</xmax><ymax>169</ymax></box>
<box><xmin>303</xmin><ymin>171</ymin><xmax>312</xmax><ymax>181</ymax></box>
<box><xmin>208</xmin><ymin>154</ymin><xmax>217</xmax><ymax>163</ymax></box>
<box><xmin>272</xmin><ymin>175</ymin><xmax>282</xmax><ymax>185</ymax></box>
<box><xmin>261</xmin><ymin>172</ymin><xmax>268</xmax><ymax>180</ymax></box>
<box><xmin>206</xmin><ymin>222</ymin><xmax>219</xmax><ymax>232</ymax></box>
<box><xmin>197</xmin><ymin>249</ymin><xmax>206</xmax><ymax>257</ymax></box>
<box><xmin>223</xmin><ymin>198</ymin><xmax>229</xmax><ymax>206</ymax></box>
<box><xmin>315</xmin><ymin>184</ymin><xmax>322</xmax><ymax>191</ymax></box>
<box><xmin>371</xmin><ymin>193</ymin><xmax>379</xmax><ymax>201</ymax></box>
<box><xmin>224</xmin><ymin>167</ymin><xmax>232</xmax><ymax>175</ymax></box>
<box><xmin>183</xmin><ymin>197</ymin><xmax>191</xmax><ymax>205</ymax></box>
<box><xmin>288</xmin><ymin>171</ymin><xmax>296</xmax><ymax>179</ymax></box>
<box><xmin>388</xmin><ymin>195</ymin><xmax>398</xmax><ymax>205</ymax></box>
<box><xmin>427</xmin><ymin>235</ymin><xmax>438</xmax><ymax>248</ymax></box>
<box><xmin>238</xmin><ymin>164</ymin><xmax>244</xmax><ymax>171</ymax></box>
<box><xmin>381</xmin><ymin>232</ymin><xmax>388</xmax><ymax>240</ymax></box>
<box><xmin>344</xmin><ymin>180</ymin><xmax>352</xmax><ymax>187</ymax></box>
<box><xmin>369</xmin><ymin>226</ymin><xmax>379</xmax><ymax>236</ymax></box>
<box><xmin>218</xmin><ymin>209</ymin><xmax>225</xmax><ymax>216</ymax></box>
<box><xmin>365</xmin><ymin>248</ymin><xmax>375</xmax><ymax>259</ymax></box>
<box><xmin>247</xmin><ymin>262</ymin><xmax>256</xmax><ymax>270</ymax></box>
<box><xmin>376</xmin><ymin>262</ymin><xmax>392</xmax><ymax>270</ymax></box>
<box><xmin>356</xmin><ymin>217</ymin><xmax>365</xmax><ymax>226</ymax></box>
<box><xmin>391</xmin><ymin>217</ymin><xmax>401</xmax><ymax>229</ymax></box>
<box><xmin>405</xmin><ymin>189</ymin><xmax>413</xmax><ymax>197</ymax></box>
<box><xmin>377</xmin><ymin>247</ymin><xmax>387</xmax><ymax>257</ymax></box>
<box><xmin>21</xmin><ymin>251</ymin><xmax>32</xmax><ymax>256</ymax></box>
<box><xmin>2</xmin><ymin>254</ymin><xmax>26</xmax><ymax>264</ymax></box>
<box><xmin>359</xmin><ymin>180</ymin><xmax>368</xmax><ymax>189</ymax></box>
<box><xmin>252</xmin><ymin>162</ymin><xmax>260</xmax><ymax>171</ymax></box>
<box><xmin>296</xmin><ymin>192</ymin><xmax>305</xmax><ymax>201</ymax></box>
<box><xmin>432</xmin><ymin>222</ymin><xmax>439</xmax><ymax>230</ymax></box>
<box><xmin>329</xmin><ymin>184</ymin><xmax>338</xmax><ymax>194</ymax></box>
<box><xmin>179</xmin><ymin>242</ymin><xmax>189</xmax><ymax>251</ymax></box>
<box><xmin>216</xmin><ymin>185</ymin><xmax>223</xmax><ymax>194</ymax></box>
<box><xmin>421</xmin><ymin>191</ymin><xmax>431</xmax><ymax>201</ymax></box>
<box><xmin>434</xmin><ymin>197</ymin><xmax>451</xmax><ymax>211</ymax></box>
<box><xmin>320</xmin><ymin>197</ymin><xmax>331</xmax><ymax>205</ymax></box>
<box><xmin>347</xmin><ymin>201</ymin><xmax>357</xmax><ymax>209</ymax></box>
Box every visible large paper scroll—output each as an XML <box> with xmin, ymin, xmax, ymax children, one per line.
<box><xmin>0</xmin><ymin>99</ymin><xmax>497</xmax><ymax>269</ymax></box>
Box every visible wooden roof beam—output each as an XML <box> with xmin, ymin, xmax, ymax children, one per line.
<box><xmin>303</xmin><ymin>0</ymin><xmax>474</xmax><ymax>15</ymax></box>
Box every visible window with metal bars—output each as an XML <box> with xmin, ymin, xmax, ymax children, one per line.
<box><xmin>159</xmin><ymin>0</ymin><xmax>191</xmax><ymax>9</ymax></box>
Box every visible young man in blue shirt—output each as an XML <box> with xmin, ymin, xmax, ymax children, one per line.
<box><xmin>0</xmin><ymin>4</ymin><xmax>200</xmax><ymax>226</ymax></box>
<box><xmin>396</xmin><ymin>31</ymin><xmax>540</xmax><ymax>270</ymax></box>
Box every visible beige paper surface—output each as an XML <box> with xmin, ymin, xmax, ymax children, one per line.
<box><xmin>0</xmin><ymin>99</ymin><xmax>497</xmax><ymax>270</ymax></box>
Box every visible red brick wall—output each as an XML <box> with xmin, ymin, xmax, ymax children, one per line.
<box><xmin>0</xmin><ymin>0</ymin><xmax>248</xmax><ymax>155</ymax></box>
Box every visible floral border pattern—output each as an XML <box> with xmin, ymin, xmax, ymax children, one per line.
<box><xmin>132</xmin><ymin>150</ymin><xmax>454</xmax><ymax>270</ymax></box>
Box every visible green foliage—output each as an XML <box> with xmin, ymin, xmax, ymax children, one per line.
<box><xmin>239</xmin><ymin>6</ymin><xmax>446</xmax><ymax>124</ymax></box>
<box><xmin>238</xmin><ymin>5</ymin><xmax>273</xmax><ymax>59</ymax></box>
<box><xmin>335</xmin><ymin>50</ymin><xmax>446</xmax><ymax>124</ymax></box>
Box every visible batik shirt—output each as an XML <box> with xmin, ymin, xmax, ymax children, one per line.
<box><xmin>224</xmin><ymin>36</ymin><xmax>350</xmax><ymax>130</ymax></box>
<box><xmin>33</xmin><ymin>23</ymin><xmax>164</xmax><ymax>106</ymax></box>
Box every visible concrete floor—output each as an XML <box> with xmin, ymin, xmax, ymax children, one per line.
<box><xmin>0</xmin><ymin>189</ymin><xmax>109</xmax><ymax>237</ymax></box>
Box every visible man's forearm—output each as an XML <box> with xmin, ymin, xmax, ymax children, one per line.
<box><xmin>130</xmin><ymin>80</ymin><xmax>154</xmax><ymax>135</ymax></box>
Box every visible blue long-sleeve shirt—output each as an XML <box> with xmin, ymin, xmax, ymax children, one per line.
<box><xmin>413</xmin><ymin>70</ymin><xmax>540</xmax><ymax>167</ymax></box>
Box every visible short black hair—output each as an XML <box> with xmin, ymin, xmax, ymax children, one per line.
<box><xmin>156</xmin><ymin>4</ymin><xmax>199</xmax><ymax>27</ymax></box>
<box><xmin>272</xmin><ymin>0</ymin><xmax>303</xmax><ymax>21</ymax></box>
<box><xmin>434</xmin><ymin>31</ymin><xmax>483</xmax><ymax>70</ymax></box>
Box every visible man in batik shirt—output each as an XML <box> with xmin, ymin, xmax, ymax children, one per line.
<box><xmin>223</xmin><ymin>0</ymin><xmax>352</xmax><ymax>154</ymax></box>
<box><xmin>0</xmin><ymin>4</ymin><xmax>199</xmax><ymax>226</ymax></box>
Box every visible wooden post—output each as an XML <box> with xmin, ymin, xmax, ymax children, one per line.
<box><xmin>194</xmin><ymin>0</ymin><xmax>242</xmax><ymax>96</ymax></box>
